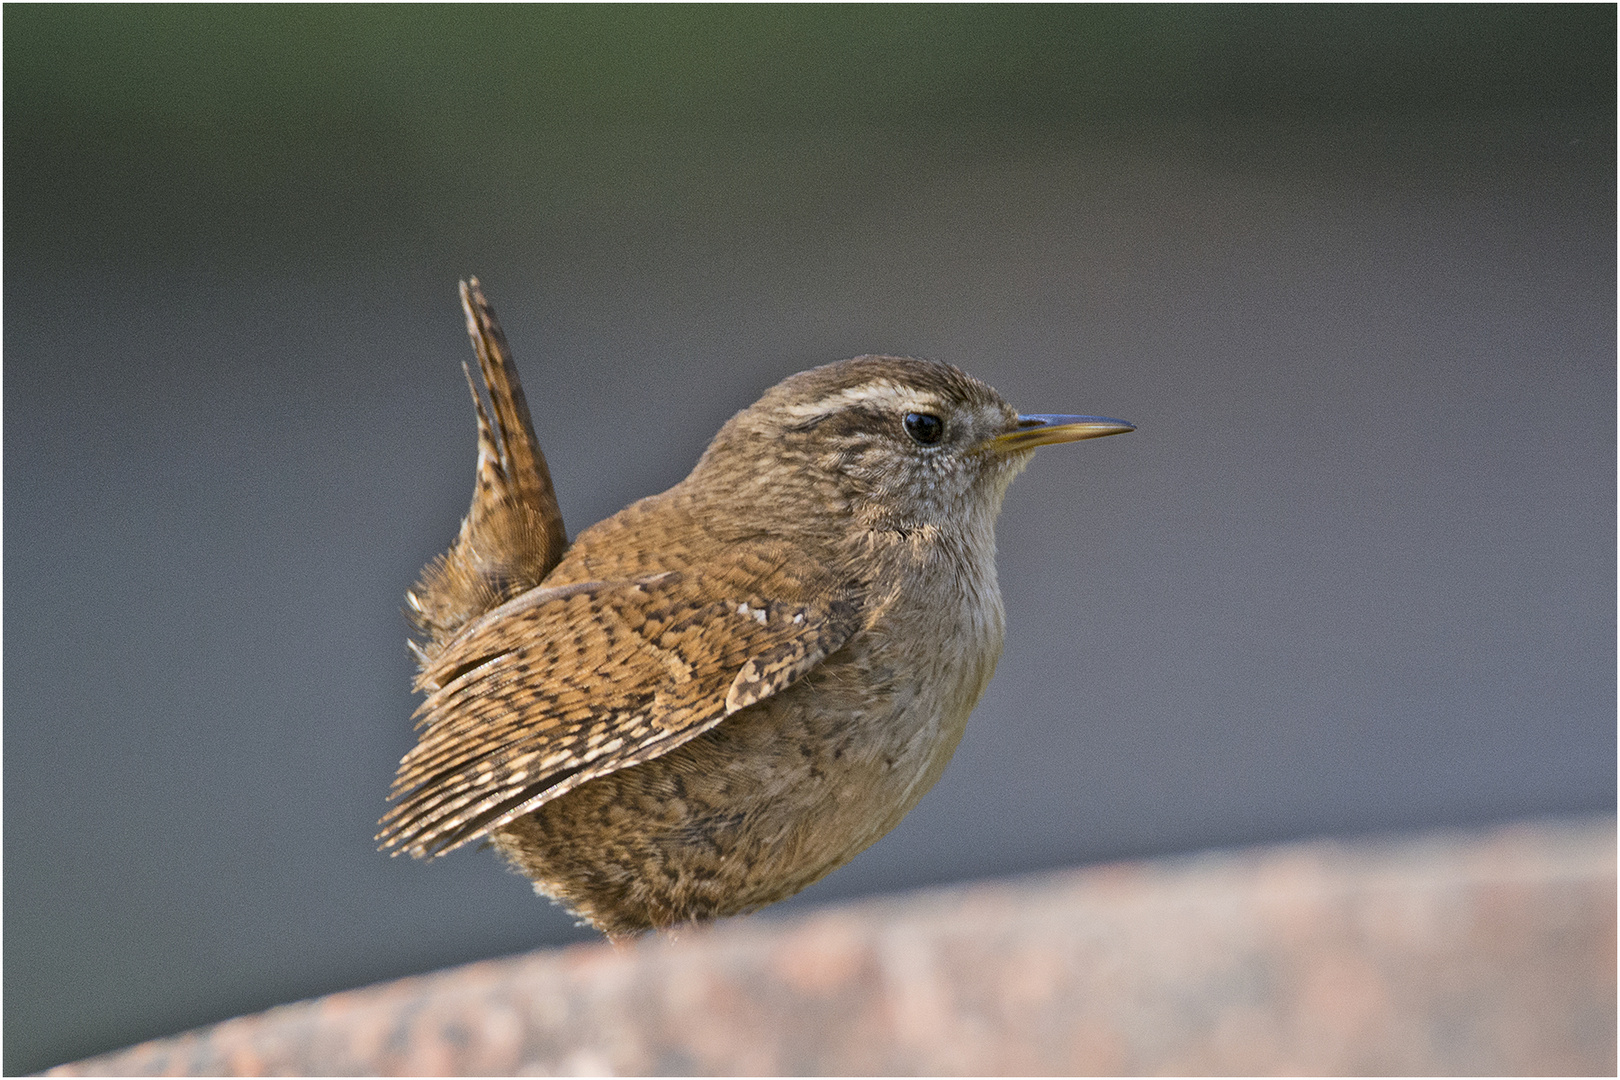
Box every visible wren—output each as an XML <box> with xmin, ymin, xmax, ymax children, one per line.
<box><xmin>379</xmin><ymin>279</ymin><xmax>1133</xmax><ymax>938</ymax></box>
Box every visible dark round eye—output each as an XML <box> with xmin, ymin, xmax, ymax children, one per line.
<box><xmin>903</xmin><ymin>412</ymin><xmax>945</xmax><ymax>446</ymax></box>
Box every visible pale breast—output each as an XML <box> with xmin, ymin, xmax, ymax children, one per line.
<box><xmin>734</xmin><ymin>527</ymin><xmax>1009</xmax><ymax>876</ymax></box>
<box><xmin>850</xmin><ymin>530</ymin><xmax>1007</xmax><ymax>822</ymax></box>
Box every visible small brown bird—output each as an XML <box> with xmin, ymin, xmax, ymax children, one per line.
<box><xmin>379</xmin><ymin>279</ymin><xmax>1133</xmax><ymax>938</ymax></box>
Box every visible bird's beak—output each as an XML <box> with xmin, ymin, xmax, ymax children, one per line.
<box><xmin>987</xmin><ymin>413</ymin><xmax>1136</xmax><ymax>453</ymax></box>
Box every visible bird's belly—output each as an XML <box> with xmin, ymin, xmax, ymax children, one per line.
<box><xmin>492</xmin><ymin>609</ymin><xmax>1002</xmax><ymax>936</ymax></box>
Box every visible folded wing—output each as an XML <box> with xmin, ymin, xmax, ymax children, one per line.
<box><xmin>379</xmin><ymin>563</ymin><xmax>863</xmax><ymax>858</ymax></box>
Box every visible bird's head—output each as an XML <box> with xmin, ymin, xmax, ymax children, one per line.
<box><xmin>688</xmin><ymin>355</ymin><xmax>1133</xmax><ymax>544</ymax></box>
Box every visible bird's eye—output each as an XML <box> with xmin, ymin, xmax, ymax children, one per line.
<box><xmin>903</xmin><ymin>412</ymin><xmax>945</xmax><ymax>446</ymax></box>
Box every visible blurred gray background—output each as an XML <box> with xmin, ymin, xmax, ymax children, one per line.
<box><xmin>5</xmin><ymin>7</ymin><xmax>1613</xmax><ymax>1074</ymax></box>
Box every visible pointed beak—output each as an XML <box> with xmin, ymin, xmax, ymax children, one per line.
<box><xmin>987</xmin><ymin>413</ymin><xmax>1136</xmax><ymax>453</ymax></box>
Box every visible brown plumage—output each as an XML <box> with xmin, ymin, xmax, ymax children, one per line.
<box><xmin>379</xmin><ymin>279</ymin><xmax>1133</xmax><ymax>937</ymax></box>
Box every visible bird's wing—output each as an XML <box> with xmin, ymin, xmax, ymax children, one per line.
<box><xmin>378</xmin><ymin>557</ymin><xmax>864</xmax><ymax>858</ymax></box>
<box><xmin>406</xmin><ymin>279</ymin><xmax>570</xmax><ymax>662</ymax></box>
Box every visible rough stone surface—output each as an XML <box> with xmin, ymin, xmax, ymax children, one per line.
<box><xmin>49</xmin><ymin>817</ymin><xmax>1615</xmax><ymax>1076</ymax></box>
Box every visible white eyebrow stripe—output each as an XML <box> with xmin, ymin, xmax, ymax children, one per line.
<box><xmin>781</xmin><ymin>380</ymin><xmax>948</xmax><ymax>419</ymax></box>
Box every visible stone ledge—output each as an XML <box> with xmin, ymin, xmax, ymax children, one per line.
<box><xmin>50</xmin><ymin>816</ymin><xmax>1616</xmax><ymax>1075</ymax></box>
